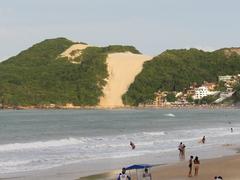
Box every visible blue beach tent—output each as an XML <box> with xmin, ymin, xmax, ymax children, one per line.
<box><xmin>125</xmin><ymin>164</ymin><xmax>152</xmax><ymax>180</ymax></box>
<box><xmin>125</xmin><ymin>164</ymin><xmax>152</xmax><ymax>170</ymax></box>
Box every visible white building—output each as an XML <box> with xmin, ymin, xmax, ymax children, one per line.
<box><xmin>218</xmin><ymin>75</ymin><xmax>232</xmax><ymax>82</ymax></box>
<box><xmin>193</xmin><ymin>86</ymin><xmax>209</xmax><ymax>99</ymax></box>
<box><xmin>193</xmin><ymin>86</ymin><xmax>219</xmax><ymax>100</ymax></box>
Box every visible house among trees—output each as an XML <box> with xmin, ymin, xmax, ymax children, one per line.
<box><xmin>218</xmin><ymin>75</ymin><xmax>233</xmax><ymax>82</ymax></box>
<box><xmin>203</xmin><ymin>81</ymin><xmax>216</xmax><ymax>91</ymax></box>
<box><xmin>154</xmin><ymin>91</ymin><xmax>167</xmax><ymax>106</ymax></box>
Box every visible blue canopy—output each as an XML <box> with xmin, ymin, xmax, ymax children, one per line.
<box><xmin>125</xmin><ymin>164</ymin><xmax>152</xmax><ymax>170</ymax></box>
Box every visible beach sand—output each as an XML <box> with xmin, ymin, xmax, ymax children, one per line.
<box><xmin>59</xmin><ymin>43</ymin><xmax>89</xmax><ymax>60</ymax></box>
<box><xmin>99</xmin><ymin>52</ymin><xmax>152</xmax><ymax>107</ymax></box>
<box><xmin>80</xmin><ymin>154</ymin><xmax>240</xmax><ymax>180</ymax></box>
<box><xmin>150</xmin><ymin>155</ymin><xmax>240</xmax><ymax>180</ymax></box>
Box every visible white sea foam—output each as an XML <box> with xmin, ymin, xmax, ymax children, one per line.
<box><xmin>164</xmin><ymin>113</ymin><xmax>175</xmax><ymax>117</ymax></box>
<box><xmin>0</xmin><ymin>137</ymin><xmax>84</xmax><ymax>152</ymax></box>
<box><xmin>0</xmin><ymin>124</ymin><xmax>240</xmax><ymax>174</ymax></box>
<box><xmin>143</xmin><ymin>131</ymin><xmax>166</xmax><ymax>136</ymax></box>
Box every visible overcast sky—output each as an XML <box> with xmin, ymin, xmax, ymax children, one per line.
<box><xmin>1</xmin><ymin>0</ymin><xmax>240</xmax><ymax>61</ymax></box>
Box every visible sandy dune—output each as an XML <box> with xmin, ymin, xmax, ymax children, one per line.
<box><xmin>59</xmin><ymin>43</ymin><xmax>89</xmax><ymax>60</ymax></box>
<box><xmin>99</xmin><ymin>52</ymin><xmax>152</xmax><ymax>107</ymax></box>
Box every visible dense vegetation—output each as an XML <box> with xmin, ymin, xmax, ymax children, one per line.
<box><xmin>101</xmin><ymin>45</ymin><xmax>141</xmax><ymax>54</ymax></box>
<box><xmin>0</xmin><ymin>38</ymin><xmax>140</xmax><ymax>107</ymax></box>
<box><xmin>230</xmin><ymin>83</ymin><xmax>240</xmax><ymax>104</ymax></box>
<box><xmin>123</xmin><ymin>48</ymin><xmax>240</xmax><ymax>106</ymax></box>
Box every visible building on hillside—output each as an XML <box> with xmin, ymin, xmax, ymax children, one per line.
<box><xmin>186</xmin><ymin>88</ymin><xmax>195</xmax><ymax>97</ymax></box>
<box><xmin>176</xmin><ymin>92</ymin><xmax>183</xmax><ymax>97</ymax></box>
<box><xmin>154</xmin><ymin>91</ymin><xmax>167</xmax><ymax>106</ymax></box>
<box><xmin>218</xmin><ymin>75</ymin><xmax>233</xmax><ymax>82</ymax></box>
<box><xmin>193</xmin><ymin>86</ymin><xmax>209</xmax><ymax>99</ymax></box>
<box><xmin>193</xmin><ymin>86</ymin><xmax>220</xmax><ymax>100</ymax></box>
<box><xmin>203</xmin><ymin>81</ymin><xmax>216</xmax><ymax>91</ymax></box>
<box><xmin>226</xmin><ymin>87</ymin><xmax>233</xmax><ymax>92</ymax></box>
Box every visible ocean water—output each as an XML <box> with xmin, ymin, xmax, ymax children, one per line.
<box><xmin>0</xmin><ymin>108</ymin><xmax>240</xmax><ymax>175</ymax></box>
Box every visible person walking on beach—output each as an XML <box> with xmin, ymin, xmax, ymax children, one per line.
<box><xmin>193</xmin><ymin>156</ymin><xmax>200</xmax><ymax>176</ymax></box>
<box><xmin>188</xmin><ymin>156</ymin><xmax>194</xmax><ymax>177</ymax></box>
<box><xmin>117</xmin><ymin>168</ymin><xmax>131</xmax><ymax>180</ymax></box>
<box><xmin>231</xmin><ymin>128</ymin><xmax>233</xmax><ymax>133</ymax></box>
<box><xmin>142</xmin><ymin>168</ymin><xmax>152</xmax><ymax>180</ymax></box>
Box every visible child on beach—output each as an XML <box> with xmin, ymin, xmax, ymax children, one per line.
<box><xmin>188</xmin><ymin>156</ymin><xmax>194</xmax><ymax>177</ymax></box>
<box><xmin>193</xmin><ymin>156</ymin><xmax>200</xmax><ymax>176</ymax></box>
<box><xmin>117</xmin><ymin>168</ymin><xmax>131</xmax><ymax>180</ymax></box>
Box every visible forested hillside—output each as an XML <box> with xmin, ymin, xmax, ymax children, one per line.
<box><xmin>1</xmin><ymin>38</ymin><xmax>240</xmax><ymax>108</ymax></box>
<box><xmin>0</xmin><ymin>38</ymin><xmax>140</xmax><ymax>107</ymax></box>
<box><xmin>123</xmin><ymin>48</ymin><xmax>240</xmax><ymax>106</ymax></box>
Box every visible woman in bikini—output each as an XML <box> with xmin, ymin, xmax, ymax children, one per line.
<box><xmin>193</xmin><ymin>156</ymin><xmax>200</xmax><ymax>176</ymax></box>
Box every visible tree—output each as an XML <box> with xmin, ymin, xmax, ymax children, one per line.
<box><xmin>200</xmin><ymin>95</ymin><xmax>218</xmax><ymax>104</ymax></box>
<box><xmin>166</xmin><ymin>92</ymin><xmax>176</xmax><ymax>102</ymax></box>
<box><xmin>186</xmin><ymin>95</ymin><xmax>194</xmax><ymax>103</ymax></box>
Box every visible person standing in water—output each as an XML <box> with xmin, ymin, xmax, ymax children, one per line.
<box><xmin>178</xmin><ymin>142</ymin><xmax>186</xmax><ymax>160</ymax></box>
<box><xmin>201</xmin><ymin>136</ymin><xmax>206</xmax><ymax>144</ymax></box>
<box><xmin>231</xmin><ymin>128</ymin><xmax>233</xmax><ymax>133</ymax></box>
<box><xmin>178</xmin><ymin>142</ymin><xmax>183</xmax><ymax>159</ymax></box>
<box><xmin>130</xmin><ymin>141</ymin><xmax>135</xmax><ymax>150</ymax></box>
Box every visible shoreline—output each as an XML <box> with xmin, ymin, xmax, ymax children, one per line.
<box><xmin>0</xmin><ymin>104</ymin><xmax>239</xmax><ymax>110</ymax></box>
<box><xmin>80</xmin><ymin>153</ymin><xmax>240</xmax><ymax>180</ymax></box>
<box><xmin>1</xmin><ymin>151</ymin><xmax>239</xmax><ymax>180</ymax></box>
<box><xmin>0</xmin><ymin>143</ymin><xmax>239</xmax><ymax>180</ymax></box>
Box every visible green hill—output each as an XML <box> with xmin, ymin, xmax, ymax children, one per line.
<box><xmin>0</xmin><ymin>38</ymin><xmax>140</xmax><ymax>107</ymax></box>
<box><xmin>1</xmin><ymin>38</ymin><xmax>240</xmax><ymax>108</ymax></box>
<box><xmin>123</xmin><ymin>48</ymin><xmax>240</xmax><ymax>106</ymax></box>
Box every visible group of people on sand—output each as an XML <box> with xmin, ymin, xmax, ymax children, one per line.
<box><xmin>188</xmin><ymin>155</ymin><xmax>200</xmax><ymax>177</ymax></box>
<box><xmin>117</xmin><ymin>167</ymin><xmax>152</xmax><ymax>180</ymax></box>
<box><xmin>178</xmin><ymin>136</ymin><xmax>205</xmax><ymax>177</ymax></box>
<box><xmin>183</xmin><ymin>136</ymin><xmax>223</xmax><ymax>179</ymax></box>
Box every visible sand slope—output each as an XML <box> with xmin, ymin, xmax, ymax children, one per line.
<box><xmin>59</xmin><ymin>43</ymin><xmax>89</xmax><ymax>60</ymax></box>
<box><xmin>99</xmin><ymin>52</ymin><xmax>152</xmax><ymax>107</ymax></box>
